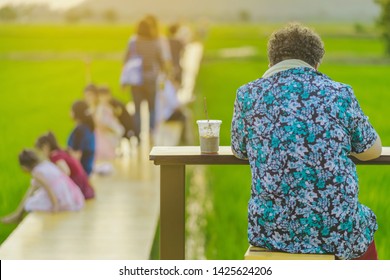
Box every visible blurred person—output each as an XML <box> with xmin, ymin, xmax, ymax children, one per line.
<box><xmin>195</xmin><ymin>18</ymin><xmax>209</xmax><ymax>42</ymax></box>
<box><xmin>108</xmin><ymin>95</ymin><xmax>135</xmax><ymax>141</ymax></box>
<box><xmin>1</xmin><ymin>149</ymin><xmax>84</xmax><ymax>224</ymax></box>
<box><xmin>231</xmin><ymin>23</ymin><xmax>381</xmax><ymax>260</ymax></box>
<box><xmin>83</xmin><ymin>83</ymin><xmax>99</xmax><ymax>113</ymax></box>
<box><xmin>123</xmin><ymin>18</ymin><xmax>164</xmax><ymax>141</ymax></box>
<box><xmin>175</xmin><ymin>20</ymin><xmax>193</xmax><ymax>45</ymax></box>
<box><xmin>68</xmin><ymin>100</ymin><xmax>95</xmax><ymax>176</ymax></box>
<box><xmin>145</xmin><ymin>14</ymin><xmax>173</xmax><ymax>73</ymax></box>
<box><xmin>110</xmin><ymin>99</ymin><xmax>135</xmax><ymax>140</ymax></box>
<box><xmin>84</xmin><ymin>83</ymin><xmax>135</xmax><ymax>140</ymax></box>
<box><xmin>168</xmin><ymin>23</ymin><xmax>185</xmax><ymax>87</ymax></box>
<box><xmin>94</xmin><ymin>86</ymin><xmax>124</xmax><ymax>174</ymax></box>
<box><xmin>35</xmin><ymin>132</ymin><xmax>95</xmax><ymax>200</ymax></box>
<box><xmin>155</xmin><ymin>76</ymin><xmax>187</xmax><ymax>144</ymax></box>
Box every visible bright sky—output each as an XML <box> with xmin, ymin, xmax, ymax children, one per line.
<box><xmin>0</xmin><ymin>0</ymin><xmax>85</xmax><ymax>10</ymax></box>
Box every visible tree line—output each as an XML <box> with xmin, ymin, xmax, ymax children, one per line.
<box><xmin>0</xmin><ymin>5</ymin><xmax>119</xmax><ymax>23</ymax></box>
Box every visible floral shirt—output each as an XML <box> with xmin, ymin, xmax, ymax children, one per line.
<box><xmin>231</xmin><ymin>63</ymin><xmax>378</xmax><ymax>259</ymax></box>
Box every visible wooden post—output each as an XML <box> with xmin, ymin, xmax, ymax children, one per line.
<box><xmin>160</xmin><ymin>164</ymin><xmax>185</xmax><ymax>260</ymax></box>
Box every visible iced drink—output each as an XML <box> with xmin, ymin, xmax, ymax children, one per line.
<box><xmin>197</xmin><ymin>120</ymin><xmax>222</xmax><ymax>154</ymax></box>
<box><xmin>200</xmin><ymin>135</ymin><xmax>219</xmax><ymax>154</ymax></box>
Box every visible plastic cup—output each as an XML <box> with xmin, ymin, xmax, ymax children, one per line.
<box><xmin>197</xmin><ymin>120</ymin><xmax>222</xmax><ymax>154</ymax></box>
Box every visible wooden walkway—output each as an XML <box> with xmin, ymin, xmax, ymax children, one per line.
<box><xmin>0</xmin><ymin>41</ymin><xmax>203</xmax><ymax>260</ymax></box>
<box><xmin>0</xmin><ymin>145</ymin><xmax>160</xmax><ymax>259</ymax></box>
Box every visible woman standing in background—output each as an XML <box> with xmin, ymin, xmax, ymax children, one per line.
<box><xmin>123</xmin><ymin>18</ymin><xmax>164</xmax><ymax>142</ymax></box>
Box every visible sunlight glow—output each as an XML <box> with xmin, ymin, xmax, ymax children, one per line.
<box><xmin>0</xmin><ymin>0</ymin><xmax>85</xmax><ymax>10</ymax></box>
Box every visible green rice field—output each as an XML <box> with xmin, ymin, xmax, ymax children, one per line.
<box><xmin>0</xmin><ymin>23</ymin><xmax>390</xmax><ymax>259</ymax></box>
<box><xmin>0</xmin><ymin>24</ymin><xmax>134</xmax><ymax>244</ymax></box>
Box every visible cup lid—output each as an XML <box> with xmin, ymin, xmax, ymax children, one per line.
<box><xmin>196</xmin><ymin>120</ymin><xmax>222</xmax><ymax>124</ymax></box>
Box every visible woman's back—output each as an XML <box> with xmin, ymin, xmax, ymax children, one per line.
<box><xmin>232</xmin><ymin>66</ymin><xmax>378</xmax><ymax>259</ymax></box>
<box><xmin>129</xmin><ymin>37</ymin><xmax>163</xmax><ymax>81</ymax></box>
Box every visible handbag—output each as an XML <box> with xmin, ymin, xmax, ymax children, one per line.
<box><xmin>155</xmin><ymin>76</ymin><xmax>180</xmax><ymax>125</ymax></box>
<box><xmin>120</xmin><ymin>40</ymin><xmax>143</xmax><ymax>86</ymax></box>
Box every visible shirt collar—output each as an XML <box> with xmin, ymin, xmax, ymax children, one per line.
<box><xmin>262</xmin><ymin>59</ymin><xmax>315</xmax><ymax>78</ymax></box>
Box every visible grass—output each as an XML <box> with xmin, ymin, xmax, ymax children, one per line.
<box><xmin>193</xmin><ymin>23</ymin><xmax>390</xmax><ymax>259</ymax></box>
<box><xmin>0</xmin><ymin>23</ymin><xmax>389</xmax><ymax>260</ymax></box>
<box><xmin>0</xmin><ymin>24</ymin><xmax>132</xmax><ymax>243</ymax></box>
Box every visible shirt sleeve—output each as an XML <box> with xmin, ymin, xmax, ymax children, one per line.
<box><xmin>68</xmin><ymin>126</ymin><xmax>84</xmax><ymax>151</ymax></box>
<box><xmin>231</xmin><ymin>87</ymin><xmax>249</xmax><ymax>159</ymax></box>
<box><xmin>349</xmin><ymin>90</ymin><xmax>378</xmax><ymax>154</ymax></box>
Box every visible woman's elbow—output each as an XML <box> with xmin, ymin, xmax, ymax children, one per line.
<box><xmin>231</xmin><ymin>146</ymin><xmax>248</xmax><ymax>160</ymax></box>
<box><xmin>353</xmin><ymin>137</ymin><xmax>382</xmax><ymax>161</ymax></box>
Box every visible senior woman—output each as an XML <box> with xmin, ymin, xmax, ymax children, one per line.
<box><xmin>231</xmin><ymin>23</ymin><xmax>382</xmax><ymax>260</ymax></box>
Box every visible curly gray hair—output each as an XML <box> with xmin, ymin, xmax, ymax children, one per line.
<box><xmin>267</xmin><ymin>23</ymin><xmax>325</xmax><ymax>67</ymax></box>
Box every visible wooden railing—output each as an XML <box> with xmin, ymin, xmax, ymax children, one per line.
<box><xmin>149</xmin><ymin>146</ymin><xmax>390</xmax><ymax>260</ymax></box>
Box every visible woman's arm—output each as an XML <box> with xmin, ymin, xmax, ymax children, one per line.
<box><xmin>1</xmin><ymin>184</ymin><xmax>39</xmax><ymax>223</ymax></box>
<box><xmin>231</xmin><ymin>88</ymin><xmax>249</xmax><ymax>160</ymax></box>
<box><xmin>351</xmin><ymin>135</ymin><xmax>382</xmax><ymax>161</ymax></box>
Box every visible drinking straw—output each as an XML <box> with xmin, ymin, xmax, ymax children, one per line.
<box><xmin>203</xmin><ymin>97</ymin><xmax>213</xmax><ymax>135</ymax></box>
<box><xmin>203</xmin><ymin>97</ymin><xmax>209</xmax><ymax>122</ymax></box>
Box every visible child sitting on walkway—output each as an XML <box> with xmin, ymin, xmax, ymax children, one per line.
<box><xmin>95</xmin><ymin>86</ymin><xmax>124</xmax><ymax>160</ymax></box>
<box><xmin>94</xmin><ymin>86</ymin><xmax>124</xmax><ymax>174</ymax></box>
<box><xmin>84</xmin><ymin>83</ymin><xmax>135</xmax><ymax>141</ymax></box>
<box><xmin>68</xmin><ymin>100</ymin><xmax>95</xmax><ymax>176</ymax></box>
<box><xmin>36</xmin><ymin>132</ymin><xmax>95</xmax><ymax>200</ymax></box>
<box><xmin>1</xmin><ymin>149</ymin><xmax>84</xmax><ymax>224</ymax></box>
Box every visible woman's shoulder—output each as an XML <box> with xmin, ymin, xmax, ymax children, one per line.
<box><xmin>312</xmin><ymin>70</ymin><xmax>354</xmax><ymax>95</ymax></box>
<box><xmin>236</xmin><ymin>77</ymin><xmax>266</xmax><ymax>95</ymax></box>
<box><xmin>135</xmin><ymin>36</ymin><xmax>162</xmax><ymax>48</ymax></box>
<box><xmin>281</xmin><ymin>67</ymin><xmax>353</xmax><ymax>95</ymax></box>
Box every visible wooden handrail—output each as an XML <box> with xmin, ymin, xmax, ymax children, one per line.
<box><xmin>150</xmin><ymin>146</ymin><xmax>390</xmax><ymax>165</ymax></box>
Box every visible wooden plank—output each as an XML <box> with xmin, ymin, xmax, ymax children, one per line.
<box><xmin>0</xmin><ymin>158</ymin><xmax>160</xmax><ymax>260</ymax></box>
<box><xmin>150</xmin><ymin>146</ymin><xmax>390</xmax><ymax>165</ymax></box>
<box><xmin>149</xmin><ymin>146</ymin><xmax>248</xmax><ymax>165</ymax></box>
<box><xmin>245</xmin><ymin>246</ymin><xmax>335</xmax><ymax>260</ymax></box>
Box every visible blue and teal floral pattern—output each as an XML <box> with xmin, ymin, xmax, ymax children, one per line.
<box><xmin>231</xmin><ymin>67</ymin><xmax>378</xmax><ymax>259</ymax></box>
